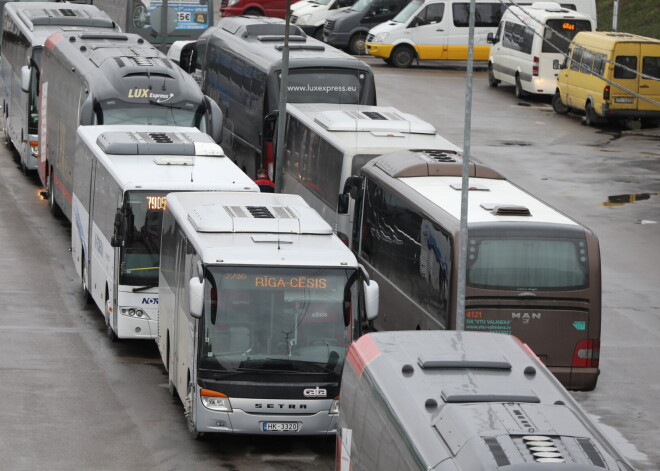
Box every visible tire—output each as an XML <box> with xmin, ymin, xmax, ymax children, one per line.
<box><xmin>383</xmin><ymin>58</ymin><xmax>393</xmax><ymax>65</ymax></box>
<box><xmin>391</xmin><ymin>45</ymin><xmax>415</xmax><ymax>68</ymax></box>
<box><xmin>313</xmin><ymin>27</ymin><xmax>323</xmax><ymax>41</ymax></box>
<box><xmin>132</xmin><ymin>3</ymin><xmax>149</xmax><ymax>28</ymax></box>
<box><xmin>348</xmin><ymin>32</ymin><xmax>367</xmax><ymax>56</ymax></box>
<box><xmin>488</xmin><ymin>64</ymin><xmax>500</xmax><ymax>87</ymax></box>
<box><xmin>584</xmin><ymin>101</ymin><xmax>599</xmax><ymax>127</ymax></box>
<box><xmin>244</xmin><ymin>8</ymin><xmax>264</xmax><ymax>16</ymax></box>
<box><xmin>514</xmin><ymin>75</ymin><xmax>526</xmax><ymax>98</ymax></box>
<box><xmin>552</xmin><ymin>91</ymin><xmax>569</xmax><ymax>114</ymax></box>
<box><xmin>47</xmin><ymin>174</ymin><xmax>63</xmax><ymax>218</ymax></box>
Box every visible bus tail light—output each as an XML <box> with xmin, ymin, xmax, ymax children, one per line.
<box><xmin>329</xmin><ymin>396</ymin><xmax>340</xmax><ymax>415</ymax></box>
<box><xmin>201</xmin><ymin>389</ymin><xmax>233</xmax><ymax>412</ymax></box>
<box><xmin>603</xmin><ymin>86</ymin><xmax>610</xmax><ymax>100</ymax></box>
<box><xmin>572</xmin><ymin>340</ymin><xmax>600</xmax><ymax>368</ymax></box>
<box><xmin>532</xmin><ymin>56</ymin><xmax>539</xmax><ymax>77</ymax></box>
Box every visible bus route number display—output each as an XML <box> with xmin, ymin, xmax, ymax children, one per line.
<box><xmin>147</xmin><ymin>196</ymin><xmax>167</xmax><ymax>210</ymax></box>
<box><xmin>225</xmin><ymin>273</ymin><xmax>328</xmax><ymax>289</ymax></box>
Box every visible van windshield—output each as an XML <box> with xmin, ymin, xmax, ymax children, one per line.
<box><xmin>542</xmin><ymin>20</ymin><xmax>593</xmax><ymax>54</ymax></box>
<box><xmin>349</xmin><ymin>0</ymin><xmax>372</xmax><ymax>13</ymax></box>
<box><xmin>197</xmin><ymin>267</ymin><xmax>359</xmax><ymax>378</ymax></box>
<box><xmin>393</xmin><ymin>0</ymin><xmax>422</xmax><ymax>22</ymax></box>
<box><xmin>97</xmin><ymin>99</ymin><xmax>204</xmax><ymax>127</ymax></box>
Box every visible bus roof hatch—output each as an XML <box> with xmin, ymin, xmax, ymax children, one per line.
<box><xmin>96</xmin><ymin>131</ymin><xmax>221</xmax><ymax>157</ymax></box>
<box><xmin>314</xmin><ymin>109</ymin><xmax>437</xmax><ymax>134</ymax></box>
<box><xmin>21</xmin><ymin>8</ymin><xmax>116</xmax><ymax>30</ymax></box>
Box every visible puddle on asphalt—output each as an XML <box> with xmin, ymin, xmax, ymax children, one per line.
<box><xmin>602</xmin><ymin>193</ymin><xmax>660</xmax><ymax>206</ymax></box>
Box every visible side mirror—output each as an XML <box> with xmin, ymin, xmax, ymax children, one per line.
<box><xmin>203</xmin><ymin>96</ymin><xmax>223</xmax><ymax>143</ymax></box>
<box><xmin>110</xmin><ymin>209</ymin><xmax>124</xmax><ymax>247</ymax></box>
<box><xmin>337</xmin><ymin>193</ymin><xmax>350</xmax><ymax>214</ymax></box>
<box><xmin>553</xmin><ymin>59</ymin><xmax>560</xmax><ymax>70</ymax></box>
<box><xmin>363</xmin><ymin>280</ymin><xmax>379</xmax><ymax>321</ymax></box>
<box><xmin>487</xmin><ymin>32</ymin><xmax>495</xmax><ymax>44</ymax></box>
<box><xmin>20</xmin><ymin>66</ymin><xmax>31</xmax><ymax>93</ymax></box>
<box><xmin>264</xmin><ymin>110</ymin><xmax>278</xmax><ymax>142</ymax></box>
<box><xmin>179</xmin><ymin>42</ymin><xmax>198</xmax><ymax>73</ymax></box>
<box><xmin>189</xmin><ymin>277</ymin><xmax>204</xmax><ymax>319</ymax></box>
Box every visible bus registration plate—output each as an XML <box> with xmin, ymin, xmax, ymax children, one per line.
<box><xmin>262</xmin><ymin>422</ymin><xmax>299</xmax><ymax>432</ymax></box>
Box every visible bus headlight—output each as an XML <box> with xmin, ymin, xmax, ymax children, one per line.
<box><xmin>373</xmin><ymin>32</ymin><xmax>389</xmax><ymax>43</ymax></box>
<box><xmin>201</xmin><ymin>389</ymin><xmax>233</xmax><ymax>412</ymax></box>
<box><xmin>329</xmin><ymin>397</ymin><xmax>340</xmax><ymax>415</ymax></box>
<box><xmin>297</xmin><ymin>13</ymin><xmax>312</xmax><ymax>24</ymax></box>
<box><xmin>120</xmin><ymin>307</ymin><xmax>150</xmax><ymax>319</ymax></box>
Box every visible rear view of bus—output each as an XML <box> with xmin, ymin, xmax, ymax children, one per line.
<box><xmin>349</xmin><ymin>151</ymin><xmax>601</xmax><ymax>390</ymax></box>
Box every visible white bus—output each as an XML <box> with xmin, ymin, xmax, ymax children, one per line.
<box><xmin>277</xmin><ymin>103</ymin><xmax>461</xmax><ymax>245</ymax></box>
<box><xmin>0</xmin><ymin>2</ymin><xmax>119</xmax><ymax>173</ymax></box>
<box><xmin>158</xmin><ymin>191</ymin><xmax>379</xmax><ymax>438</ymax></box>
<box><xmin>71</xmin><ymin>125</ymin><xmax>259</xmax><ymax>341</ymax></box>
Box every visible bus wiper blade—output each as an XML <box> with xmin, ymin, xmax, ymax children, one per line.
<box><xmin>132</xmin><ymin>284</ymin><xmax>157</xmax><ymax>292</ymax></box>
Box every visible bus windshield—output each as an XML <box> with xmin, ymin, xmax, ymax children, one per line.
<box><xmin>198</xmin><ymin>266</ymin><xmax>359</xmax><ymax>379</ymax></box>
<box><xmin>284</xmin><ymin>68</ymin><xmax>368</xmax><ymax>104</ymax></box>
<box><xmin>467</xmin><ymin>235</ymin><xmax>589</xmax><ymax>291</ymax></box>
<box><xmin>393</xmin><ymin>0</ymin><xmax>423</xmax><ymax>23</ymax></box>
<box><xmin>97</xmin><ymin>99</ymin><xmax>204</xmax><ymax>127</ymax></box>
<box><xmin>119</xmin><ymin>191</ymin><xmax>169</xmax><ymax>286</ymax></box>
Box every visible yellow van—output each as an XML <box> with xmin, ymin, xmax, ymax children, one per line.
<box><xmin>552</xmin><ymin>32</ymin><xmax>660</xmax><ymax>127</ymax></box>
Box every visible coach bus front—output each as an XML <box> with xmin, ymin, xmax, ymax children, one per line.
<box><xmin>462</xmin><ymin>223</ymin><xmax>601</xmax><ymax>391</ymax></box>
<box><xmin>187</xmin><ymin>265</ymin><xmax>367</xmax><ymax>435</ymax></box>
<box><xmin>112</xmin><ymin>191</ymin><xmax>170</xmax><ymax>339</ymax></box>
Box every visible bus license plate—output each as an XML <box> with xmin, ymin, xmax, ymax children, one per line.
<box><xmin>262</xmin><ymin>422</ymin><xmax>299</xmax><ymax>432</ymax></box>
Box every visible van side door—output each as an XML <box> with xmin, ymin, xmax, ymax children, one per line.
<box><xmin>638</xmin><ymin>43</ymin><xmax>660</xmax><ymax>112</ymax></box>
<box><xmin>408</xmin><ymin>2</ymin><xmax>447</xmax><ymax>60</ymax></box>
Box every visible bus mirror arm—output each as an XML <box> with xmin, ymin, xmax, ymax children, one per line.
<box><xmin>264</xmin><ymin>111</ymin><xmax>278</xmax><ymax>142</ymax></box>
<box><xmin>110</xmin><ymin>209</ymin><xmax>124</xmax><ymax>247</ymax></box>
<box><xmin>20</xmin><ymin>66</ymin><xmax>30</xmax><ymax>93</ymax></box>
<box><xmin>204</xmin><ymin>96</ymin><xmax>223</xmax><ymax>143</ymax></box>
<box><xmin>487</xmin><ymin>32</ymin><xmax>497</xmax><ymax>45</ymax></box>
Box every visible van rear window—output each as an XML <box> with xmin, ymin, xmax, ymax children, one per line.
<box><xmin>542</xmin><ymin>20</ymin><xmax>592</xmax><ymax>54</ymax></box>
<box><xmin>614</xmin><ymin>56</ymin><xmax>637</xmax><ymax>79</ymax></box>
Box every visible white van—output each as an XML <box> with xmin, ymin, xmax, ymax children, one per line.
<box><xmin>487</xmin><ymin>2</ymin><xmax>595</xmax><ymax>97</ymax></box>
<box><xmin>291</xmin><ymin>0</ymin><xmax>355</xmax><ymax>40</ymax></box>
<box><xmin>365</xmin><ymin>0</ymin><xmax>596</xmax><ymax>68</ymax></box>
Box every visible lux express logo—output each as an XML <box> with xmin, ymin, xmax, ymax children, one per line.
<box><xmin>128</xmin><ymin>89</ymin><xmax>175</xmax><ymax>103</ymax></box>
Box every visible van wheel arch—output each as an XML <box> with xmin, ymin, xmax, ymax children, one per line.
<box><xmin>391</xmin><ymin>44</ymin><xmax>416</xmax><ymax>68</ymax></box>
<box><xmin>488</xmin><ymin>63</ymin><xmax>500</xmax><ymax>87</ymax></box>
<box><xmin>584</xmin><ymin>100</ymin><xmax>600</xmax><ymax>127</ymax></box>
<box><xmin>514</xmin><ymin>74</ymin><xmax>526</xmax><ymax>98</ymax></box>
<box><xmin>244</xmin><ymin>7</ymin><xmax>264</xmax><ymax>16</ymax></box>
<box><xmin>552</xmin><ymin>90</ymin><xmax>569</xmax><ymax>114</ymax></box>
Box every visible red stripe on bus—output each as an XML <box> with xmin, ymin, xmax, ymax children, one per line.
<box><xmin>45</xmin><ymin>33</ymin><xmax>65</xmax><ymax>51</ymax></box>
<box><xmin>346</xmin><ymin>334</ymin><xmax>380</xmax><ymax>377</ymax></box>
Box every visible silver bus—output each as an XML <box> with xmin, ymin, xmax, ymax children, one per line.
<box><xmin>0</xmin><ymin>2</ymin><xmax>119</xmax><ymax>173</ymax></box>
<box><xmin>339</xmin><ymin>331</ymin><xmax>633</xmax><ymax>470</ymax></box>
<box><xmin>39</xmin><ymin>30</ymin><xmax>222</xmax><ymax>220</ymax></box>
<box><xmin>158</xmin><ymin>191</ymin><xmax>379</xmax><ymax>437</ymax></box>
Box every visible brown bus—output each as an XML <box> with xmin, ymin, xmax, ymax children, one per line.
<box><xmin>341</xmin><ymin>149</ymin><xmax>601</xmax><ymax>391</ymax></box>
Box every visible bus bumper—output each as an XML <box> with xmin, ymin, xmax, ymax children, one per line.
<box><xmin>117</xmin><ymin>316</ymin><xmax>158</xmax><ymax>339</ymax></box>
<box><xmin>195</xmin><ymin>397</ymin><xmax>339</xmax><ymax>435</ymax></box>
<box><xmin>549</xmin><ymin>366</ymin><xmax>600</xmax><ymax>391</ymax></box>
<box><xmin>365</xmin><ymin>43</ymin><xmax>393</xmax><ymax>59</ymax></box>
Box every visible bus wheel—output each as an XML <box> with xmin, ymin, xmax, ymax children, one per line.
<box><xmin>584</xmin><ymin>102</ymin><xmax>599</xmax><ymax>127</ymax></box>
<box><xmin>244</xmin><ymin>8</ymin><xmax>264</xmax><ymax>16</ymax></box>
<box><xmin>47</xmin><ymin>175</ymin><xmax>63</xmax><ymax>218</ymax></box>
<box><xmin>488</xmin><ymin>64</ymin><xmax>500</xmax><ymax>87</ymax></box>
<box><xmin>391</xmin><ymin>46</ymin><xmax>415</xmax><ymax>68</ymax></box>
<box><xmin>552</xmin><ymin>91</ymin><xmax>569</xmax><ymax>114</ymax></box>
<box><xmin>514</xmin><ymin>75</ymin><xmax>526</xmax><ymax>98</ymax></box>
<box><xmin>348</xmin><ymin>32</ymin><xmax>367</xmax><ymax>55</ymax></box>
<box><xmin>186</xmin><ymin>382</ymin><xmax>203</xmax><ymax>440</ymax></box>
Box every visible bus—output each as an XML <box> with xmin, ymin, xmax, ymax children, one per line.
<box><xmin>39</xmin><ymin>30</ymin><xmax>223</xmax><ymax>220</ymax></box>
<box><xmin>178</xmin><ymin>16</ymin><xmax>377</xmax><ymax>181</ymax></box>
<box><xmin>91</xmin><ymin>0</ymin><xmax>214</xmax><ymax>47</ymax></box>
<box><xmin>341</xmin><ymin>150</ymin><xmax>601</xmax><ymax>391</ymax></box>
<box><xmin>71</xmin><ymin>125</ymin><xmax>259</xmax><ymax>341</ymax></box>
<box><xmin>158</xmin><ymin>191</ymin><xmax>379</xmax><ymax>438</ymax></box>
<box><xmin>278</xmin><ymin>103</ymin><xmax>461</xmax><ymax>245</ymax></box>
<box><xmin>0</xmin><ymin>2</ymin><xmax>119</xmax><ymax>173</ymax></box>
<box><xmin>338</xmin><ymin>331</ymin><xmax>634</xmax><ymax>470</ymax></box>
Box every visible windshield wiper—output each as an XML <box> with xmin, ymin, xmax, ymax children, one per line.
<box><xmin>132</xmin><ymin>283</ymin><xmax>157</xmax><ymax>292</ymax></box>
